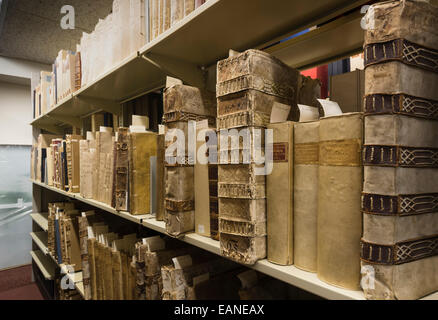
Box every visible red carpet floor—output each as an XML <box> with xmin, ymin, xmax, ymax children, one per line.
<box><xmin>0</xmin><ymin>265</ymin><xmax>44</xmax><ymax>300</ymax></box>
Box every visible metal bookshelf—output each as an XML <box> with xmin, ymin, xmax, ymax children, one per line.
<box><xmin>31</xmin><ymin>0</ymin><xmax>437</xmax><ymax>301</ymax></box>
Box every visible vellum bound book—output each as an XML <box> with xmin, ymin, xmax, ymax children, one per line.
<box><xmin>317</xmin><ymin>113</ymin><xmax>363</xmax><ymax>290</ymax></box>
<box><xmin>361</xmin><ymin>0</ymin><xmax>438</xmax><ymax>300</ymax></box>
<box><xmin>216</xmin><ymin>49</ymin><xmax>300</xmax><ymax>127</ymax></box>
<box><xmin>293</xmin><ymin>121</ymin><xmax>320</xmax><ymax>272</ymax></box>
<box><xmin>129</xmin><ymin>132</ymin><xmax>157</xmax><ymax>215</ymax></box>
<box><xmin>165</xmin><ymin>166</ymin><xmax>195</xmax><ymax>237</ymax></box>
<box><xmin>163</xmin><ymin>84</ymin><xmax>216</xmax><ymax>120</ymax></box>
<box><xmin>266</xmin><ymin>122</ymin><xmax>294</xmax><ymax>266</ymax></box>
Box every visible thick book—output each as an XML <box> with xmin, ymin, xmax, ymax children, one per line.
<box><xmin>156</xmin><ymin>134</ymin><xmax>166</xmax><ymax>221</ymax></box>
<box><xmin>129</xmin><ymin>132</ymin><xmax>157</xmax><ymax>215</ymax></box>
<box><xmin>293</xmin><ymin>121</ymin><xmax>319</xmax><ymax>272</ymax></box>
<box><xmin>216</xmin><ymin>49</ymin><xmax>300</xmax><ymax>105</ymax></box>
<box><xmin>317</xmin><ymin>113</ymin><xmax>363</xmax><ymax>290</ymax></box>
<box><xmin>266</xmin><ymin>121</ymin><xmax>294</xmax><ymax>266</ymax></box>
<box><xmin>115</xmin><ymin>128</ymin><xmax>130</xmax><ymax>211</ymax></box>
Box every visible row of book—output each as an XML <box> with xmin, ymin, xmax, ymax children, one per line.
<box><xmin>45</xmin><ymin>201</ymin><xmax>300</xmax><ymax>300</ymax></box>
<box><xmin>32</xmin><ymin>0</ymin><xmax>210</xmax><ymax>119</ymax></box>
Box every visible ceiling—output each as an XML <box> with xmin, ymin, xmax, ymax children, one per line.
<box><xmin>0</xmin><ymin>0</ymin><xmax>113</xmax><ymax>65</ymax></box>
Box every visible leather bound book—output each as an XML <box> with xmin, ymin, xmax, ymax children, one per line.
<box><xmin>220</xmin><ymin>233</ymin><xmax>266</xmax><ymax>265</ymax></box>
<box><xmin>194</xmin><ymin>120</ymin><xmax>218</xmax><ymax>237</ymax></box>
<box><xmin>47</xmin><ymin>147</ymin><xmax>54</xmax><ymax>186</ymax></box>
<box><xmin>266</xmin><ymin>122</ymin><xmax>294</xmax><ymax>266</ymax></box>
<box><xmin>163</xmin><ymin>84</ymin><xmax>216</xmax><ymax>118</ymax></box>
<box><xmin>317</xmin><ymin>113</ymin><xmax>363</xmax><ymax>290</ymax></box>
<box><xmin>218</xmin><ymin>164</ymin><xmax>266</xmax><ymax>200</ymax></box>
<box><xmin>363</xmin><ymin>1</ymin><xmax>438</xmax><ymax>116</ymax></box>
<box><xmin>165</xmin><ymin>210</ymin><xmax>195</xmax><ymax>237</ymax></box>
<box><xmin>185</xmin><ymin>0</ymin><xmax>195</xmax><ymax>16</ymax></box>
<box><xmin>74</xmin><ymin>52</ymin><xmax>81</xmax><ymax>91</ymax></box>
<box><xmin>217</xmin><ymin>90</ymin><xmax>293</xmax><ymax>130</ymax></box>
<box><xmin>216</xmin><ymin>49</ymin><xmax>300</xmax><ymax>104</ymax></box>
<box><xmin>156</xmin><ymin>134</ymin><xmax>165</xmax><ymax>221</ymax></box>
<box><xmin>170</xmin><ymin>0</ymin><xmax>184</xmax><ymax>26</ymax></box>
<box><xmin>364</xmin><ymin>0</ymin><xmax>438</xmax><ymax>49</ymax></box>
<box><xmin>129</xmin><ymin>132</ymin><xmax>157</xmax><ymax>215</ymax></box>
<box><xmin>165</xmin><ymin>166</ymin><xmax>194</xmax><ymax>208</ymax></box>
<box><xmin>361</xmin><ymin>115</ymin><xmax>438</xmax><ymax>300</ymax></box>
<box><xmin>163</xmin><ymin>0</ymin><xmax>171</xmax><ymax>32</ymax></box>
<box><xmin>293</xmin><ymin>121</ymin><xmax>320</xmax><ymax>272</ymax></box>
<box><xmin>66</xmin><ymin>135</ymin><xmax>82</xmax><ymax>194</ymax></box>
<box><xmin>115</xmin><ymin>128</ymin><xmax>129</xmax><ymax>211</ymax></box>
<box><xmin>96</xmin><ymin>131</ymin><xmax>113</xmax><ymax>203</ymax></box>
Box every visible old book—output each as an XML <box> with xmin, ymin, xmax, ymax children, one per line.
<box><xmin>156</xmin><ymin>134</ymin><xmax>166</xmax><ymax>221</ymax></box>
<box><xmin>361</xmin><ymin>114</ymin><xmax>438</xmax><ymax>300</ymax></box>
<box><xmin>61</xmin><ymin>211</ymin><xmax>82</xmax><ymax>271</ymax></box>
<box><xmin>115</xmin><ymin>128</ymin><xmax>129</xmax><ymax>211</ymax></box>
<box><xmin>184</xmin><ymin>0</ymin><xmax>195</xmax><ymax>16</ymax></box>
<box><xmin>317</xmin><ymin>113</ymin><xmax>363</xmax><ymax>290</ymax></box>
<box><xmin>96</xmin><ymin>130</ymin><xmax>113</xmax><ymax>203</ymax></box>
<box><xmin>217</xmin><ymin>90</ymin><xmax>293</xmax><ymax>130</ymax></box>
<box><xmin>364</xmin><ymin>0</ymin><xmax>438</xmax><ymax>50</ymax></box>
<box><xmin>163</xmin><ymin>0</ymin><xmax>171</xmax><ymax>31</ymax></box>
<box><xmin>218</xmin><ymin>197</ymin><xmax>265</xmax><ymax>224</ymax></box>
<box><xmin>298</xmin><ymin>75</ymin><xmax>321</xmax><ymax>108</ymax></box>
<box><xmin>216</xmin><ymin>49</ymin><xmax>300</xmax><ymax>105</ymax></box>
<box><xmin>165</xmin><ymin>166</ymin><xmax>194</xmax><ymax>209</ymax></box>
<box><xmin>163</xmin><ymin>84</ymin><xmax>216</xmax><ymax>118</ymax></box>
<box><xmin>218</xmin><ymin>164</ymin><xmax>265</xmax><ymax>199</ymax></box>
<box><xmin>129</xmin><ymin>132</ymin><xmax>157</xmax><ymax>215</ymax></box>
<box><xmin>78</xmin><ymin>211</ymin><xmax>98</xmax><ymax>300</ymax></box>
<box><xmin>266</xmin><ymin>122</ymin><xmax>294</xmax><ymax>266</ymax></box>
<box><xmin>220</xmin><ymin>233</ymin><xmax>266</xmax><ymax>265</ymax></box>
<box><xmin>293</xmin><ymin>121</ymin><xmax>320</xmax><ymax>272</ymax></box>
<box><xmin>170</xmin><ymin>0</ymin><xmax>184</xmax><ymax>26</ymax></box>
<box><xmin>135</xmin><ymin>242</ymin><xmax>147</xmax><ymax>300</ymax></box>
<box><xmin>75</xmin><ymin>52</ymin><xmax>81</xmax><ymax>91</ymax></box>
<box><xmin>46</xmin><ymin>147</ymin><xmax>54</xmax><ymax>186</ymax></box>
<box><xmin>195</xmin><ymin>120</ymin><xmax>218</xmax><ymax>237</ymax></box>
<box><xmin>165</xmin><ymin>210</ymin><xmax>195</xmax><ymax>237</ymax></box>
<box><xmin>66</xmin><ymin>135</ymin><xmax>82</xmax><ymax>193</ymax></box>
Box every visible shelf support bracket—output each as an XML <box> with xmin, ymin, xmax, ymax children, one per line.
<box><xmin>75</xmin><ymin>96</ymin><xmax>122</xmax><ymax>116</ymax></box>
<box><xmin>141</xmin><ymin>52</ymin><xmax>206</xmax><ymax>89</ymax></box>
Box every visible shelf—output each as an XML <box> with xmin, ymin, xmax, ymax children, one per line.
<box><xmin>30</xmin><ymin>231</ymin><xmax>48</xmax><ymax>255</ymax></box>
<box><xmin>30</xmin><ymin>212</ymin><xmax>49</xmax><ymax>231</ymax></box>
<box><xmin>31</xmin><ymin>250</ymin><xmax>56</xmax><ymax>280</ymax></box>
<box><xmin>32</xmin><ymin>180</ymin><xmax>150</xmax><ymax>225</ymax></box>
<box><xmin>31</xmin><ymin>180</ymin><xmax>438</xmax><ymax>301</ymax></box>
<box><xmin>31</xmin><ymin>0</ymin><xmax>369</xmax><ymax>133</ymax></box>
<box><xmin>266</xmin><ymin>11</ymin><xmax>364</xmax><ymax>70</ymax></box>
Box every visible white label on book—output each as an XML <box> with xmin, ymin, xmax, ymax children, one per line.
<box><xmin>298</xmin><ymin>104</ymin><xmax>320</xmax><ymax>122</ymax></box>
<box><xmin>198</xmin><ymin>224</ymin><xmax>205</xmax><ymax>234</ymax></box>
<box><xmin>172</xmin><ymin>255</ymin><xmax>193</xmax><ymax>269</ymax></box>
<box><xmin>318</xmin><ymin>99</ymin><xmax>343</xmax><ymax>117</ymax></box>
<box><xmin>270</xmin><ymin>102</ymin><xmax>291</xmax><ymax>123</ymax></box>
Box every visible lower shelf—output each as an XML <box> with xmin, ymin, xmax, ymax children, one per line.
<box><xmin>30</xmin><ymin>250</ymin><xmax>55</xmax><ymax>281</ymax></box>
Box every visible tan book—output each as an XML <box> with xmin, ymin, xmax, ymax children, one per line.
<box><xmin>266</xmin><ymin>121</ymin><xmax>294</xmax><ymax>266</ymax></box>
<box><xmin>129</xmin><ymin>132</ymin><xmax>157</xmax><ymax>215</ymax></box>
<box><xmin>317</xmin><ymin>113</ymin><xmax>363</xmax><ymax>290</ymax></box>
<box><xmin>293</xmin><ymin>121</ymin><xmax>319</xmax><ymax>272</ymax></box>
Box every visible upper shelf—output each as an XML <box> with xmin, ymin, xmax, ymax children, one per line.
<box><xmin>31</xmin><ymin>0</ymin><xmax>368</xmax><ymax>133</ymax></box>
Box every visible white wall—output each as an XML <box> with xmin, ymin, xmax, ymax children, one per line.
<box><xmin>0</xmin><ymin>81</ymin><xmax>32</xmax><ymax>145</ymax></box>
